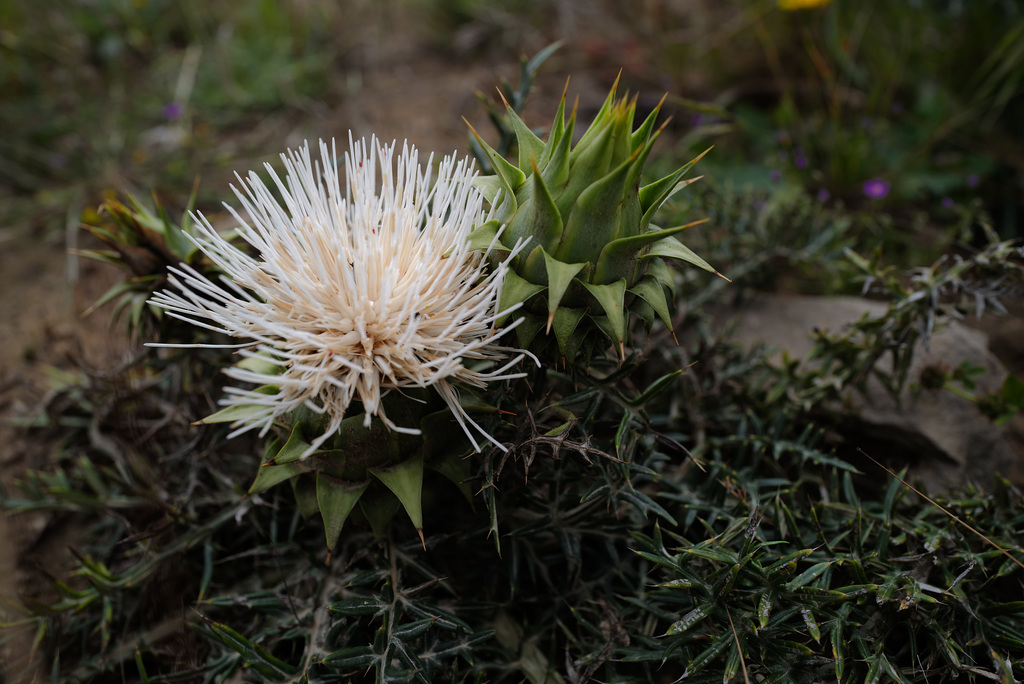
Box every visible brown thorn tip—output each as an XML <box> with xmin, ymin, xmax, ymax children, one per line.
<box><xmin>694</xmin><ymin>146</ymin><xmax>714</xmax><ymax>162</ymax></box>
<box><xmin>546</xmin><ymin>310</ymin><xmax>555</xmax><ymax>334</ymax></box>
<box><xmin>417</xmin><ymin>528</ymin><xmax>426</xmax><ymax>550</ymax></box>
<box><xmin>496</xmin><ymin>88</ymin><xmax>511</xmax><ymax>110</ymax></box>
<box><xmin>462</xmin><ymin>117</ymin><xmax>482</xmax><ymax>140</ymax></box>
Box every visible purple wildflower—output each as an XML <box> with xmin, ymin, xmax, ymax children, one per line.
<box><xmin>863</xmin><ymin>178</ymin><xmax>890</xmax><ymax>199</ymax></box>
<box><xmin>816</xmin><ymin>188</ymin><xmax>830</xmax><ymax>202</ymax></box>
<box><xmin>769</xmin><ymin>169</ymin><xmax>782</xmax><ymax>183</ymax></box>
<box><xmin>164</xmin><ymin>102</ymin><xmax>183</xmax><ymax>121</ymax></box>
<box><xmin>941</xmin><ymin>197</ymin><xmax>954</xmax><ymax>209</ymax></box>
<box><xmin>793</xmin><ymin>150</ymin><xmax>808</xmax><ymax>169</ymax></box>
<box><xmin>967</xmin><ymin>173</ymin><xmax>979</xmax><ymax>187</ymax></box>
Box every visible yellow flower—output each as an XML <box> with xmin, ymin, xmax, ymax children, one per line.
<box><xmin>779</xmin><ymin>0</ymin><xmax>831</xmax><ymax>9</ymax></box>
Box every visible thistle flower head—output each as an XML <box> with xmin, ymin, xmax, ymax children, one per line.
<box><xmin>150</xmin><ymin>137</ymin><xmax>530</xmax><ymax>456</ymax></box>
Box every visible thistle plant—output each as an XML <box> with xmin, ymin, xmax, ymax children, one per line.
<box><xmin>467</xmin><ymin>77</ymin><xmax>724</xmax><ymax>362</ymax></box>
<box><xmin>148</xmin><ymin>137</ymin><xmax>533</xmax><ymax>547</ymax></box>
<box><xmin>8</xmin><ymin>45</ymin><xmax>1024</xmax><ymax>683</ymax></box>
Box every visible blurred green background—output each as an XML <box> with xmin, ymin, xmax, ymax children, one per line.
<box><xmin>3</xmin><ymin>0</ymin><xmax>1023</xmax><ymax>245</ymax></box>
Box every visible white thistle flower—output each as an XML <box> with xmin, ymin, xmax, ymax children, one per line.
<box><xmin>150</xmin><ymin>136</ymin><xmax>532</xmax><ymax>456</ymax></box>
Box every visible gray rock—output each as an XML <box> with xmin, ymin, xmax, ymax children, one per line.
<box><xmin>710</xmin><ymin>293</ymin><xmax>1024</xmax><ymax>490</ymax></box>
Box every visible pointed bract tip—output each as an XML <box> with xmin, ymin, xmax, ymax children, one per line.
<box><xmin>462</xmin><ymin>116</ymin><xmax>483</xmax><ymax>141</ymax></box>
<box><xmin>546</xmin><ymin>309</ymin><xmax>555</xmax><ymax>334</ymax></box>
<box><xmin>561</xmin><ymin>76</ymin><xmax>571</xmax><ymax>100</ymax></box>
<box><xmin>496</xmin><ymin>87</ymin><xmax>512</xmax><ymax>111</ymax></box>
<box><xmin>417</xmin><ymin>528</ymin><xmax>426</xmax><ymax>550</ymax></box>
<box><xmin>681</xmin><ymin>217</ymin><xmax>711</xmax><ymax>230</ymax></box>
<box><xmin>693</xmin><ymin>146</ymin><xmax>714</xmax><ymax>163</ymax></box>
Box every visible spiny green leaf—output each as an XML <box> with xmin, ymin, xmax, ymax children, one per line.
<box><xmin>370</xmin><ymin>452</ymin><xmax>426</xmax><ymax>537</ymax></box>
<box><xmin>328</xmin><ymin>597</ymin><xmax>386</xmax><ymax>617</ymax></box>
<box><xmin>643</xmin><ymin>232</ymin><xmax>722</xmax><ymax>277</ymax></box>
<box><xmin>202</xmin><ymin>619</ymin><xmax>300</xmax><ymax>679</ymax></box>
<box><xmin>466</xmin><ymin>219</ymin><xmax>507</xmax><ymax>252</ymax></box>
<box><xmin>472</xmin><ymin>176</ymin><xmax>507</xmax><ymax>206</ymax></box>
<box><xmin>595</xmin><ymin>219</ymin><xmax>708</xmax><ymax>285</ymax></box>
<box><xmin>666</xmin><ymin>603</ymin><xmax>711</xmax><ymax>636</ymax></box>
<box><xmin>786</xmin><ymin>561</ymin><xmax>834</xmax><ymax>590</ymax></box>
<box><xmin>497</xmin><ymin>268</ymin><xmax>545</xmax><ymax>327</ymax></box>
<box><xmin>271</xmin><ymin>422</ymin><xmax>312</xmax><ymax>465</ymax></box>
<box><xmin>638</xmin><ymin>147</ymin><xmax>710</xmax><ymax>217</ymax></box>
<box><xmin>581</xmin><ymin>279</ymin><xmax>628</xmax><ymax>351</ymax></box>
<box><xmin>539</xmin><ymin>96</ymin><xmax>575</xmax><ymax>189</ymax></box>
<box><xmin>317</xmin><ymin>474</ymin><xmax>370</xmax><ymax>550</ymax></box>
<box><xmin>503</xmin><ymin>103</ymin><xmax>545</xmax><ymax>173</ymax></box>
<box><xmin>550</xmin><ymin>307</ymin><xmax>587</xmax><ymax>358</ymax></box>
<box><xmin>249</xmin><ymin>460</ymin><xmax>305</xmax><ymax>496</ymax></box>
<box><xmin>557</xmin><ymin>152</ymin><xmax>635</xmax><ymax>266</ymax></box>
<box><xmin>467</xmin><ymin>121</ymin><xmax>526</xmax><ymax>192</ymax></box>
<box><xmin>506</xmin><ymin>162</ymin><xmax>563</xmax><ymax>252</ymax></box>
<box><xmin>322</xmin><ymin>645</ymin><xmax>378</xmax><ymax>668</ymax></box>
<box><xmin>628</xmin><ymin>276</ymin><xmax>673</xmax><ymax>330</ymax></box>
<box><xmin>682</xmin><ymin>632</ymin><xmax>731</xmax><ymax>678</ymax></box>
<box><xmin>428</xmin><ymin>449</ymin><xmax>474</xmax><ymax>504</ymax></box>
<box><xmin>200</xmin><ymin>387</ymin><xmax>278</xmax><ymax>424</ymax></box>
<box><xmin>513</xmin><ymin>312</ymin><xmax>547</xmax><ymax>351</ymax></box>
<box><xmin>542</xmin><ymin>248</ymin><xmax>587</xmax><ymax>327</ymax></box>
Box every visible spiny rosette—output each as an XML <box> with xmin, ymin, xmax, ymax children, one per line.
<box><xmin>148</xmin><ymin>137</ymin><xmax>534</xmax><ymax>546</ymax></box>
<box><xmin>467</xmin><ymin>78</ymin><xmax>725</xmax><ymax>361</ymax></box>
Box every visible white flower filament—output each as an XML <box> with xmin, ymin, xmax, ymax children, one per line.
<box><xmin>149</xmin><ymin>137</ymin><xmax>531</xmax><ymax>455</ymax></box>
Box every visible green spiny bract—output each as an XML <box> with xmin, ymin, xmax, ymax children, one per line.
<box><xmin>205</xmin><ymin>380</ymin><xmax>475</xmax><ymax>551</ymax></box>
<box><xmin>468</xmin><ymin>79</ymin><xmax>724</xmax><ymax>362</ymax></box>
